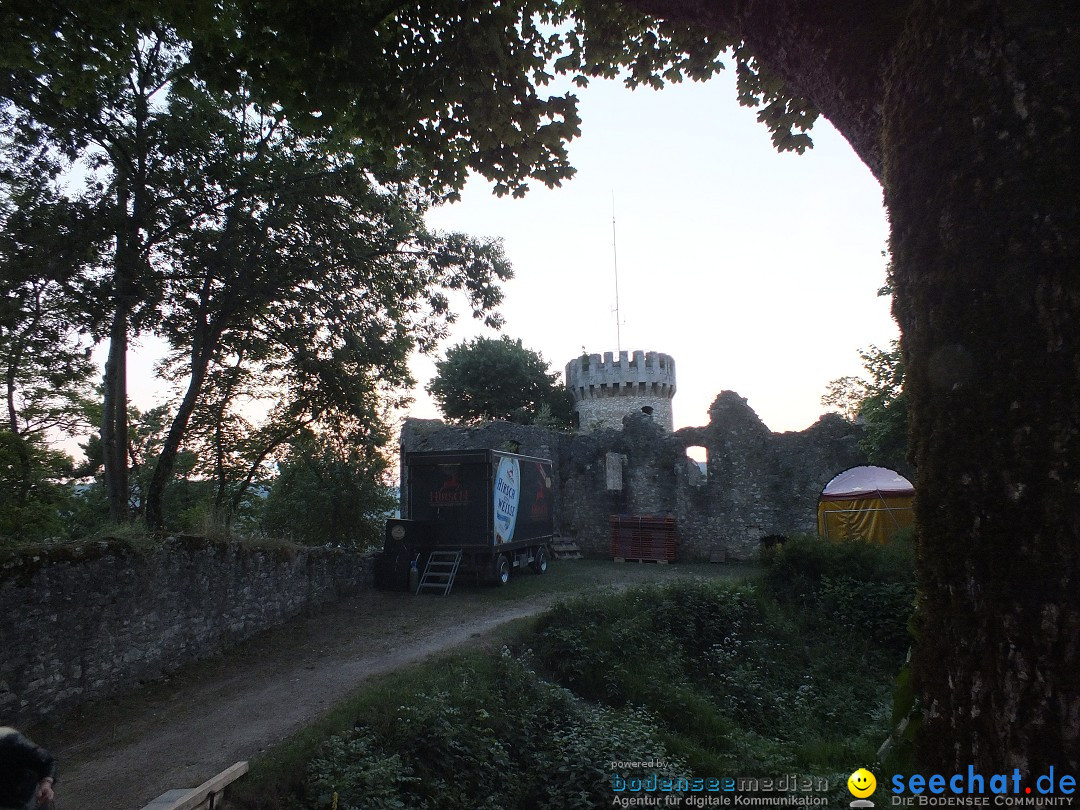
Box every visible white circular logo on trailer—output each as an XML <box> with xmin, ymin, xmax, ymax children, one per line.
<box><xmin>493</xmin><ymin>457</ymin><xmax>520</xmax><ymax>544</ymax></box>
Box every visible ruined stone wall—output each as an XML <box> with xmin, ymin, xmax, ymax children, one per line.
<box><xmin>399</xmin><ymin>391</ymin><xmax>866</xmax><ymax>563</ymax></box>
<box><xmin>670</xmin><ymin>393</ymin><xmax>866</xmax><ymax>560</ymax></box>
<box><xmin>559</xmin><ymin>416</ymin><xmax>681</xmax><ymax>549</ymax></box>
<box><xmin>0</xmin><ymin>538</ymin><xmax>373</xmax><ymax>725</ymax></box>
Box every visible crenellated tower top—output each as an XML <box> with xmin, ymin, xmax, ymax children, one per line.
<box><xmin>565</xmin><ymin>350</ymin><xmax>676</xmax><ymax>432</ymax></box>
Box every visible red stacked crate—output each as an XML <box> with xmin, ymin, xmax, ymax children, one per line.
<box><xmin>609</xmin><ymin>514</ymin><xmax>678</xmax><ymax>562</ymax></box>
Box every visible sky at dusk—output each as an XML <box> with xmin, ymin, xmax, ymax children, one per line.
<box><xmin>418</xmin><ymin>65</ymin><xmax>897</xmax><ymax>433</ymax></box>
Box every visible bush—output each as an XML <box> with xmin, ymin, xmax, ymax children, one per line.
<box><xmin>0</xmin><ymin>431</ymin><xmax>77</xmax><ymax>544</ymax></box>
<box><xmin>761</xmin><ymin>534</ymin><xmax>916</xmax><ymax>657</ymax></box>
<box><xmin>261</xmin><ymin>435</ymin><xmax>395</xmax><ymax>549</ymax></box>
<box><xmin>530</xmin><ymin>576</ymin><xmax>904</xmax><ymax>774</ymax></box>
<box><xmin>294</xmin><ymin>569</ymin><xmax>914</xmax><ymax>806</ymax></box>
<box><xmin>301</xmin><ymin>651</ymin><xmax>687</xmax><ymax>810</ymax></box>
<box><xmin>306</xmin><ymin>732</ymin><xmax>420</xmax><ymax>810</ymax></box>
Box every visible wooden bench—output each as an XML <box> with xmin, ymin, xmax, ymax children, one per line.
<box><xmin>140</xmin><ymin>762</ymin><xmax>248</xmax><ymax>810</ymax></box>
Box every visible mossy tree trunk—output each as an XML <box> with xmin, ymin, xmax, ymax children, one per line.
<box><xmin>624</xmin><ymin>0</ymin><xmax>1079</xmax><ymax>771</ymax></box>
<box><xmin>885</xmin><ymin>0</ymin><xmax>1080</xmax><ymax>772</ymax></box>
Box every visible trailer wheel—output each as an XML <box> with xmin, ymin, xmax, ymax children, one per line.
<box><xmin>494</xmin><ymin>554</ymin><xmax>511</xmax><ymax>586</ymax></box>
<box><xmin>531</xmin><ymin>546</ymin><xmax>548</xmax><ymax>574</ymax></box>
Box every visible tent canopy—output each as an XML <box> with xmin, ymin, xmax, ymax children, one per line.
<box><xmin>817</xmin><ymin>465</ymin><xmax>914</xmax><ymax>543</ymax></box>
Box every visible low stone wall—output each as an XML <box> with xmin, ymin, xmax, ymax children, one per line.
<box><xmin>0</xmin><ymin>537</ymin><xmax>374</xmax><ymax>726</ymax></box>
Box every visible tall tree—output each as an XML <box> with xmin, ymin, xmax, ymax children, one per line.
<box><xmin>624</xmin><ymin>0</ymin><xmax>1080</xmax><ymax>774</ymax></box>
<box><xmin>427</xmin><ymin>336</ymin><xmax>571</xmax><ymax>425</ymax></box>
<box><xmin>0</xmin><ymin>0</ymin><xmax>726</xmax><ymax>526</ymax></box>
<box><xmin>155</xmin><ymin>202</ymin><xmax>511</xmax><ymax>526</ymax></box>
<box><xmin>1</xmin><ymin>15</ymin><xmax>204</xmax><ymax>521</ymax></box>
<box><xmin>0</xmin><ymin>114</ymin><xmax>102</xmax><ymax>541</ymax></box>
<box><xmin>141</xmin><ymin>76</ymin><xmax>513</xmax><ymax>528</ymax></box>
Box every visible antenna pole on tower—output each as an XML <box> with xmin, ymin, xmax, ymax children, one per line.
<box><xmin>611</xmin><ymin>193</ymin><xmax>621</xmax><ymax>354</ymax></box>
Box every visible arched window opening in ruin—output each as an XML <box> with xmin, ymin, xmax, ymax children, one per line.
<box><xmin>641</xmin><ymin>405</ymin><xmax>654</xmax><ymax>416</ymax></box>
<box><xmin>686</xmin><ymin>446</ymin><xmax>707</xmax><ymax>485</ymax></box>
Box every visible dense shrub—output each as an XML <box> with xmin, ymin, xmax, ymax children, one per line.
<box><xmin>0</xmin><ymin>431</ymin><xmax>78</xmax><ymax>544</ymax></box>
<box><xmin>761</xmin><ymin>534</ymin><xmax>916</xmax><ymax>657</ymax></box>
<box><xmin>302</xmin><ymin>651</ymin><xmax>687</xmax><ymax>809</ymax></box>
<box><xmin>530</xmin><ymin>564</ymin><xmax>913</xmax><ymax>775</ymax></box>
<box><xmin>261</xmin><ymin>436</ymin><xmax>395</xmax><ymax>550</ymax></box>
<box><xmin>297</xmin><ymin>544</ymin><xmax>916</xmax><ymax>805</ymax></box>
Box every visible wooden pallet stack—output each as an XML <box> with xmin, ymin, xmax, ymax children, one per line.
<box><xmin>609</xmin><ymin>514</ymin><xmax>678</xmax><ymax>562</ymax></box>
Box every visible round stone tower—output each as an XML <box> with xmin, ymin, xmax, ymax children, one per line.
<box><xmin>565</xmin><ymin>350</ymin><xmax>676</xmax><ymax>432</ymax></box>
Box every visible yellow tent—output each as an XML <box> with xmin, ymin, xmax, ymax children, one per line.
<box><xmin>817</xmin><ymin>466</ymin><xmax>914</xmax><ymax>544</ymax></box>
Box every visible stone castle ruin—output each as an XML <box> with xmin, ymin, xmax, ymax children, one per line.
<box><xmin>1</xmin><ymin>347</ymin><xmax>866</xmax><ymax>726</ymax></box>
<box><xmin>403</xmin><ymin>348</ymin><xmax>867</xmax><ymax>561</ymax></box>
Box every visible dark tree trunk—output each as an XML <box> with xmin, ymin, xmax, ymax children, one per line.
<box><xmin>5</xmin><ymin>359</ymin><xmax>33</xmax><ymax>511</ymax></box>
<box><xmin>100</xmin><ymin>277</ymin><xmax>131</xmax><ymax>523</ymax></box>
<box><xmin>102</xmin><ymin>173</ymin><xmax>144</xmax><ymax>523</ymax></box>
<box><xmin>143</xmin><ymin>326</ymin><xmax>217</xmax><ymax>530</ymax></box>
<box><xmin>102</xmin><ymin>45</ymin><xmax>155</xmax><ymax>525</ymax></box>
<box><xmin>884</xmin><ymin>0</ymin><xmax>1080</xmax><ymax>772</ymax></box>
<box><xmin>623</xmin><ymin>0</ymin><xmax>1080</xmax><ymax>772</ymax></box>
<box><xmin>144</xmin><ymin>214</ymin><xmax>246</xmax><ymax>529</ymax></box>
<box><xmin>143</xmin><ymin>308</ymin><xmax>226</xmax><ymax>529</ymax></box>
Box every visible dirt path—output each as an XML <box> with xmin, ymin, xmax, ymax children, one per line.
<box><xmin>35</xmin><ymin>561</ymin><xmax>748</xmax><ymax>810</ymax></box>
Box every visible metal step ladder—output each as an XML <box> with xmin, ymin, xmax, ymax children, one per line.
<box><xmin>550</xmin><ymin>536</ymin><xmax>582</xmax><ymax>560</ymax></box>
<box><xmin>416</xmin><ymin>550</ymin><xmax>463</xmax><ymax>596</ymax></box>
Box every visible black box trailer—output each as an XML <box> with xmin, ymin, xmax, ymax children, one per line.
<box><xmin>375</xmin><ymin>449</ymin><xmax>554</xmax><ymax>591</ymax></box>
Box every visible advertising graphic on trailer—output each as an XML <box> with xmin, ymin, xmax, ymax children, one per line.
<box><xmin>494</xmin><ymin>456</ymin><xmax>521</xmax><ymax>544</ymax></box>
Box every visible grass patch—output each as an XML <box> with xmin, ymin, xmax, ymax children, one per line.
<box><xmin>527</xmin><ymin>577</ymin><xmax>900</xmax><ymax>776</ymax></box>
<box><xmin>452</xmin><ymin>557</ymin><xmax>757</xmax><ymax>602</ymax></box>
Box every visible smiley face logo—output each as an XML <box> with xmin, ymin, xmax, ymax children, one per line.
<box><xmin>848</xmin><ymin>768</ymin><xmax>877</xmax><ymax>798</ymax></box>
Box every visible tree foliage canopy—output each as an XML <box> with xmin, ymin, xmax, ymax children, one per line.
<box><xmin>261</xmin><ymin>422</ymin><xmax>395</xmax><ymax>548</ymax></box>
<box><xmin>427</xmin><ymin>336</ymin><xmax>571</xmax><ymax>426</ymax></box>
<box><xmin>0</xmin><ymin>0</ymin><xmax>748</xmax><ymax>529</ymax></box>
<box><xmin>823</xmin><ymin>341</ymin><xmax>908</xmax><ymax>473</ymax></box>
<box><xmin>0</xmin><ymin>0</ymin><xmax>823</xmax><ymax>536</ymax></box>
